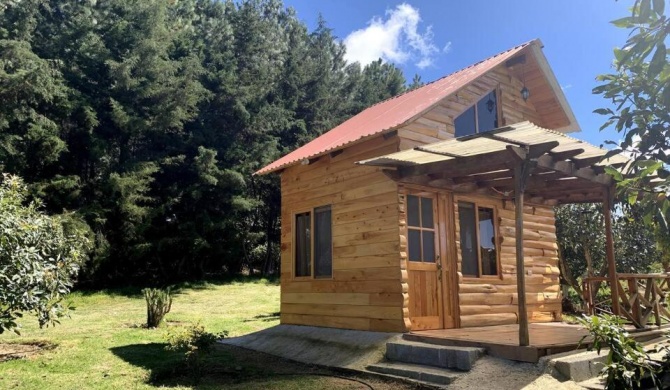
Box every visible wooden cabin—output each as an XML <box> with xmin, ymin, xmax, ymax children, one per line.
<box><xmin>256</xmin><ymin>39</ymin><xmax>622</xmax><ymax>335</ymax></box>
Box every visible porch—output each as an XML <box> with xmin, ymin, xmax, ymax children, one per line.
<box><xmin>407</xmin><ymin>322</ymin><xmax>669</xmax><ymax>363</ymax></box>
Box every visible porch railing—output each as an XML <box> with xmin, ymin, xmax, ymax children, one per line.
<box><xmin>582</xmin><ymin>273</ymin><xmax>670</xmax><ymax>328</ymax></box>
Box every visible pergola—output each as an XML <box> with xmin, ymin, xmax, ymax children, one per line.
<box><xmin>357</xmin><ymin>121</ymin><xmax>631</xmax><ymax>346</ymax></box>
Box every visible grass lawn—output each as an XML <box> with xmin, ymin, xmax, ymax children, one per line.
<box><xmin>0</xmin><ymin>278</ymin><xmax>409</xmax><ymax>389</ymax></box>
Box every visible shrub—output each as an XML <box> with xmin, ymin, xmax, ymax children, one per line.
<box><xmin>579</xmin><ymin>314</ymin><xmax>664</xmax><ymax>389</ymax></box>
<box><xmin>165</xmin><ymin>322</ymin><xmax>228</xmax><ymax>382</ymax></box>
<box><xmin>143</xmin><ymin>287</ymin><xmax>172</xmax><ymax>328</ymax></box>
<box><xmin>0</xmin><ymin>174</ymin><xmax>89</xmax><ymax>334</ymax></box>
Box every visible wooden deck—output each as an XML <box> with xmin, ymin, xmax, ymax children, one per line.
<box><xmin>407</xmin><ymin>322</ymin><xmax>668</xmax><ymax>363</ymax></box>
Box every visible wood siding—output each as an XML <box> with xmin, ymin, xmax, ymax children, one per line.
<box><xmin>455</xmin><ymin>196</ymin><xmax>560</xmax><ymax>328</ymax></box>
<box><xmin>397</xmin><ymin>66</ymin><xmax>545</xmax><ymax>149</ymax></box>
<box><xmin>279</xmin><ymin>135</ymin><xmax>407</xmax><ymax>332</ymax></box>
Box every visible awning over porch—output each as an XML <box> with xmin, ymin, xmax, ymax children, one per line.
<box><xmin>357</xmin><ymin>121</ymin><xmax>629</xmax><ymax>205</ymax></box>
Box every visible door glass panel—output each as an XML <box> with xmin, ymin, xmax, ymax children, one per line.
<box><xmin>422</xmin><ymin>231</ymin><xmax>435</xmax><ymax>262</ymax></box>
<box><xmin>421</xmin><ymin>197</ymin><xmax>434</xmax><ymax>228</ymax></box>
<box><xmin>477</xmin><ymin>91</ymin><xmax>498</xmax><ymax>133</ymax></box>
<box><xmin>455</xmin><ymin>105</ymin><xmax>476</xmax><ymax>137</ymax></box>
<box><xmin>478</xmin><ymin>207</ymin><xmax>498</xmax><ymax>275</ymax></box>
<box><xmin>408</xmin><ymin>230</ymin><xmax>421</xmax><ymax>261</ymax></box>
<box><xmin>407</xmin><ymin>195</ymin><xmax>420</xmax><ymax>227</ymax></box>
<box><xmin>458</xmin><ymin>202</ymin><xmax>479</xmax><ymax>276</ymax></box>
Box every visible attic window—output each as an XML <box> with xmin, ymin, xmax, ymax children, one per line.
<box><xmin>454</xmin><ymin>90</ymin><xmax>499</xmax><ymax>137</ymax></box>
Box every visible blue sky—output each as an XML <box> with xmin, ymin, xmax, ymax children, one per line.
<box><xmin>282</xmin><ymin>0</ymin><xmax>633</xmax><ymax>148</ymax></box>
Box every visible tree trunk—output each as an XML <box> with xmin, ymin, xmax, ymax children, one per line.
<box><xmin>558</xmin><ymin>249</ymin><xmax>583</xmax><ymax>297</ymax></box>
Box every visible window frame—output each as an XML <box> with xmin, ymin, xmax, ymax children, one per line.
<box><xmin>454</xmin><ymin>86</ymin><xmax>502</xmax><ymax>137</ymax></box>
<box><xmin>405</xmin><ymin>190</ymin><xmax>440</xmax><ymax>267</ymax></box>
<box><xmin>292</xmin><ymin>205</ymin><xmax>333</xmax><ymax>280</ymax></box>
<box><xmin>455</xmin><ymin>197</ymin><xmax>502</xmax><ymax>280</ymax></box>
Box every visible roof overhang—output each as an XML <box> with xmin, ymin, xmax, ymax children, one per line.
<box><xmin>356</xmin><ymin>122</ymin><xmax>628</xmax><ymax>205</ymax></box>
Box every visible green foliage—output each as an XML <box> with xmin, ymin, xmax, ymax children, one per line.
<box><xmin>555</xmin><ymin>203</ymin><xmax>661</xmax><ymax>296</ymax></box>
<box><xmin>143</xmin><ymin>287</ymin><xmax>172</xmax><ymax>328</ymax></box>
<box><xmin>0</xmin><ymin>174</ymin><xmax>88</xmax><ymax>334</ymax></box>
<box><xmin>594</xmin><ymin>0</ymin><xmax>670</xmax><ymax>235</ymax></box>
<box><xmin>579</xmin><ymin>314</ymin><xmax>663</xmax><ymax>389</ymax></box>
<box><xmin>165</xmin><ymin>322</ymin><xmax>228</xmax><ymax>382</ymax></box>
<box><xmin>0</xmin><ymin>0</ymin><xmax>411</xmax><ymax>285</ymax></box>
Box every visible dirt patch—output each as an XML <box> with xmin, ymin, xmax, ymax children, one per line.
<box><xmin>0</xmin><ymin>341</ymin><xmax>55</xmax><ymax>362</ymax></box>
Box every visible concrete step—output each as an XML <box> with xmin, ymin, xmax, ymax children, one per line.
<box><xmin>386</xmin><ymin>339</ymin><xmax>485</xmax><ymax>371</ymax></box>
<box><xmin>367</xmin><ymin>361</ymin><xmax>461</xmax><ymax>386</ymax></box>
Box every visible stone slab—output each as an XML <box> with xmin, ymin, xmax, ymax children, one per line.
<box><xmin>367</xmin><ymin>362</ymin><xmax>460</xmax><ymax>385</ymax></box>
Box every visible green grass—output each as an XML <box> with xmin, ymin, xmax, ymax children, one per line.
<box><xmin>0</xmin><ymin>278</ymin><xmax>399</xmax><ymax>389</ymax></box>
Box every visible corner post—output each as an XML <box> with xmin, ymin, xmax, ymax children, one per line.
<box><xmin>514</xmin><ymin>157</ymin><xmax>533</xmax><ymax>347</ymax></box>
<box><xmin>603</xmin><ymin>185</ymin><xmax>620</xmax><ymax>317</ymax></box>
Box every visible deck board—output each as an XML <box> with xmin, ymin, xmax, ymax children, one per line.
<box><xmin>408</xmin><ymin>322</ymin><xmax>668</xmax><ymax>362</ymax></box>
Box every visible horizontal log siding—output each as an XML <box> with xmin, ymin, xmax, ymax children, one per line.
<box><xmin>455</xmin><ymin>197</ymin><xmax>561</xmax><ymax>327</ymax></box>
<box><xmin>396</xmin><ymin>67</ymin><xmax>546</xmax><ymax>149</ymax></box>
<box><xmin>280</xmin><ymin>135</ymin><xmax>405</xmax><ymax>332</ymax></box>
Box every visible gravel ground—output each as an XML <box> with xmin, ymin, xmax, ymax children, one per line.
<box><xmin>448</xmin><ymin>356</ymin><xmax>584</xmax><ymax>390</ymax></box>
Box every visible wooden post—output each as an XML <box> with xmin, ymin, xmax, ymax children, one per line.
<box><xmin>514</xmin><ymin>160</ymin><xmax>533</xmax><ymax>347</ymax></box>
<box><xmin>603</xmin><ymin>186</ymin><xmax>620</xmax><ymax>316</ymax></box>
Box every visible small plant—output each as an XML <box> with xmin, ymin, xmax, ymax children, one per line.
<box><xmin>579</xmin><ymin>314</ymin><xmax>662</xmax><ymax>389</ymax></box>
<box><xmin>143</xmin><ymin>287</ymin><xmax>172</xmax><ymax>328</ymax></box>
<box><xmin>165</xmin><ymin>322</ymin><xmax>228</xmax><ymax>382</ymax></box>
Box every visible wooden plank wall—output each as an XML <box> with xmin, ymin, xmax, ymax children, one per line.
<box><xmin>455</xmin><ymin>196</ymin><xmax>561</xmax><ymax>328</ymax></box>
<box><xmin>397</xmin><ymin>66</ymin><xmax>546</xmax><ymax>149</ymax></box>
<box><xmin>279</xmin><ymin>135</ymin><xmax>408</xmax><ymax>332</ymax></box>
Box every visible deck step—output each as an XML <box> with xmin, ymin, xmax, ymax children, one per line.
<box><xmin>386</xmin><ymin>339</ymin><xmax>485</xmax><ymax>371</ymax></box>
<box><xmin>367</xmin><ymin>362</ymin><xmax>461</xmax><ymax>386</ymax></box>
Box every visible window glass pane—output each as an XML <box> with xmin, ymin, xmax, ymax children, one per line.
<box><xmin>478</xmin><ymin>207</ymin><xmax>498</xmax><ymax>276</ymax></box>
<box><xmin>421</xmin><ymin>197</ymin><xmax>434</xmax><ymax>228</ymax></box>
<box><xmin>476</xmin><ymin>91</ymin><xmax>498</xmax><ymax>133</ymax></box>
<box><xmin>407</xmin><ymin>195</ymin><xmax>420</xmax><ymax>227</ymax></box>
<box><xmin>458</xmin><ymin>202</ymin><xmax>479</xmax><ymax>276</ymax></box>
<box><xmin>422</xmin><ymin>231</ymin><xmax>435</xmax><ymax>262</ymax></box>
<box><xmin>314</xmin><ymin>206</ymin><xmax>332</xmax><ymax>278</ymax></box>
<box><xmin>408</xmin><ymin>229</ymin><xmax>421</xmax><ymax>262</ymax></box>
<box><xmin>455</xmin><ymin>105</ymin><xmax>476</xmax><ymax>137</ymax></box>
<box><xmin>295</xmin><ymin>212</ymin><xmax>311</xmax><ymax>277</ymax></box>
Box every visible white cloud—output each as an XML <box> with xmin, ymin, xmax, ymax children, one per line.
<box><xmin>561</xmin><ymin>84</ymin><xmax>573</xmax><ymax>91</ymax></box>
<box><xmin>443</xmin><ymin>41</ymin><xmax>452</xmax><ymax>54</ymax></box>
<box><xmin>343</xmin><ymin>3</ymin><xmax>439</xmax><ymax>69</ymax></box>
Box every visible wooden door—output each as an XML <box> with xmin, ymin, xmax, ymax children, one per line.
<box><xmin>405</xmin><ymin>190</ymin><xmax>443</xmax><ymax>330</ymax></box>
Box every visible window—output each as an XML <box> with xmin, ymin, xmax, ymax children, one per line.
<box><xmin>454</xmin><ymin>90</ymin><xmax>499</xmax><ymax>137</ymax></box>
<box><xmin>406</xmin><ymin>194</ymin><xmax>436</xmax><ymax>262</ymax></box>
<box><xmin>458</xmin><ymin>202</ymin><xmax>499</xmax><ymax>277</ymax></box>
<box><xmin>294</xmin><ymin>205</ymin><xmax>332</xmax><ymax>278</ymax></box>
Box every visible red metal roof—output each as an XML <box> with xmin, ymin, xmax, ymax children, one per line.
<box><xmin>256</xmin><ymin>40</ymin><xmax>538</xmax><ymax>175</ymax></box>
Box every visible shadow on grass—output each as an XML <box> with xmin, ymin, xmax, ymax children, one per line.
<box><xmin>110</xmin><ymin>342</ymin><xmax>280</xmax><ymax>388</ymax></box>
<box><xmin>244</xmin><ymin>312</ymin><xmax>280</xmax><ymax>323</ymax></box>
<box><xmin>76</xmin><ymin>275</ymin><xmax>279</xmax><ymax>298</ymax></box>
<box><xmin>110</xmin><ymin>343</ymin><xmax>184</xmax><ymax>384</ymax></box>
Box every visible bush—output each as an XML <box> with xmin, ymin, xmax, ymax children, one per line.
<box><xmin>0</xmin><ymin>174</ymin><xmax>88</xmax><ymax>334</ymax></box>
<box><xmin>143</xmin><ymin>287</ymin><xmax>172</xmax><ymax>328</ymax></box>
<box><xmin>579</xmin><ymin>314</ymin><xmax>665</xmax><ymax>389</ymax></box>
<box><xmin>165</xmin><ymin>322</ymin><xmax>228</xmax><ymax>382</ymax></box>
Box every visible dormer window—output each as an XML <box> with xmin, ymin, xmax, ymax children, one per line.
<box><xmin>454</xmin><ymin>90</ymin><xmax>499</xmax><ymax>137</ymax></box>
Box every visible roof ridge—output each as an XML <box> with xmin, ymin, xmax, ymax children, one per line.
<box><xmin>364</xmin><ymin>39</ymin><xmax>538</xmax><ymax>111</ymax></box>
